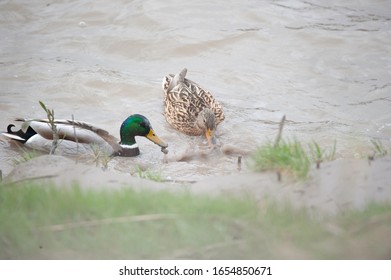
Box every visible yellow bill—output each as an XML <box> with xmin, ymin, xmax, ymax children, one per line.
<box><xmin>205</xmin><ymin>128</ymin><xmax>216</xmax><ymax>146</ymax></box>
<box><xmin>146</xmin><ymin>129</ymin><xmax>168</xmax><ymax>148</ymax></box>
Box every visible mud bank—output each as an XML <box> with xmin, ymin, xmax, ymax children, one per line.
<box><xmin>3</xmin><ymin>154</ymin><xmax>391</xmax><ymax>215</ymax></box>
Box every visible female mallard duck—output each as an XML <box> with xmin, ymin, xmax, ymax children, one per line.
<box><xmin>2</xmin><ymin>114</ymin><xmax>168</xmax><ymax>156</ymax></box>
<box><xmin>162</xmin><ymin>68</ymin><xmax>225</xmax><ymax>145</ymax></box>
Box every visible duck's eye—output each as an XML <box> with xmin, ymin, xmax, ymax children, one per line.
<box><xmin>140</xmin><ymin>122</ymin><xmax>147</xmax><ymax>128</ymax></box>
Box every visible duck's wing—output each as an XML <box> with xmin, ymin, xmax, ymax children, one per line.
<box><xmin>164</xmin><ymin>86</ymin><xmax>195</xmax><ymax>119</ymax></box>
<box><xmin>14</xmin><ymin>118</ymin><xmax>121</xmax><ymax>152</ymax></box>
<box><xmin>184</xmin><ymin>79</ymin><xmax>225</xmax><ymax>125</ymax></box>
<box><xmin>164</xmin><ymin>81</ymin><xmax>205</xmax><ymax>135</ymax></box>
<box><xmin>199</xmin><ymin>89</ymin><xmax>225</xmax><ymax>125</ymax></box>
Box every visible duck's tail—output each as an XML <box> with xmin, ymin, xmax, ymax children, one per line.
<box><xmin>2</xmin><ymin>123</ymin><xmax>36</xmax><ymax>143</ymax></box>
<box><xmin>165</xmin><ymin>68</ymin><xmax>187</xmax><ymax>92</ymax></box>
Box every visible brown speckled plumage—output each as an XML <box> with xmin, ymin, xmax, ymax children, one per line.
<box><xmin>162</xmin><ymin>68</ymin><xmax>225</xmax><ymax>136</ymax></box>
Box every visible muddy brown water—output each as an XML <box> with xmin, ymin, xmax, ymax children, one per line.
<box><xmin>1</xmin><ymin>0</ymin><xmax>390</xmax><ymax>184</ymax></box>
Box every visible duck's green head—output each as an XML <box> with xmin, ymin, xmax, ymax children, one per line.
<box><xmin>119</xmin><ymin>114</ymin><xmax>168</xmax><ymax>149</ymax></box>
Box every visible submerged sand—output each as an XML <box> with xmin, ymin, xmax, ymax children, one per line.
<box><xmin>3</xmin><ymin>154</ymin><xmax>391</xmax><ymax>215</ymax></box>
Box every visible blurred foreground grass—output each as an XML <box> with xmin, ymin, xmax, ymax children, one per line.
<box><xmin>0</xmin><ymin>182</ymin><xmax>390</xmax><ymax>259</ymax></box>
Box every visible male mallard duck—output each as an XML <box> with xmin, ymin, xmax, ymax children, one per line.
<box><xmin>2</xmin><ymin>114</ymin><xmax>168</xmax><ymax>156</ymax></box>
<box><xmin>162</xmin><ymin>68</ymin><xmax>225</xmax><ymax>145</ymax></box>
